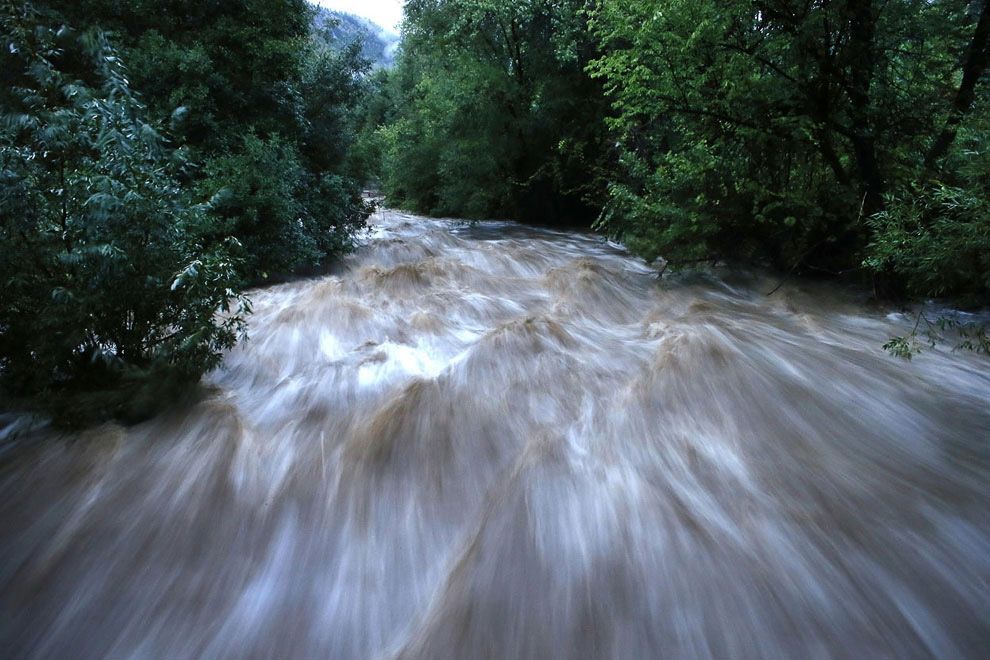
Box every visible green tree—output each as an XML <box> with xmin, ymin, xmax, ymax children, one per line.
<box><xmin>589</xmin><ymin>0</ymin><xmax>990</xmax><ymax>290</ymax></box>
<box><xmin>1</xmin><ymin>7</ymin><xmax>248</xmax><ymax>425</ymax></box>
<box><xmin>380</xmin><ymin>0</ymin><xmax>613</xmax><ymax>224</ymax></box>
<box><xmin>41</xmin><ymin>0</ymin><xmax>373</xmax><ymax>281</ymax></box>
<box><xmin>866</xmin><ymin>111</ymin><xmax>990</xmax><ymax>305</ymax></box>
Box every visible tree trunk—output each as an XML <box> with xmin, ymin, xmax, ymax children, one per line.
<box><xmin>923</xmin><ymin>0</ymin><xmax>990</xmax><ymax>171</ymax></box>
<box><xmin>845</xmin><ymin>0</ymin><xmax>885</xmax><ymax>215</ymax></box>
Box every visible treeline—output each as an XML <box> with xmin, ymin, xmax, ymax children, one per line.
<box><xmin>1</xmin><ymin>0</ymin><xmax>375</xmax><ymax>425</ymax></box>
<box><xmin>370</xmin><ymin>0</ymin><xmax>990</xmax><ymax>304</ymax></box>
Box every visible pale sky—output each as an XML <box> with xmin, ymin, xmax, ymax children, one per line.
<box><xmin>314</xmin><ymin>0</ymin><xmax>404</xmax><ymax>33</ymax></box>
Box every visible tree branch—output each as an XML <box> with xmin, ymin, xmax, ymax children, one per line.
<box><xmin>923</xmin><ymin>0</ymin><xmax>990</xmax><ymax>170</ymax></box>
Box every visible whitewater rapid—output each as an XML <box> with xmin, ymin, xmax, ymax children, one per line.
<box><xmin>2</xmin><ymin>208</ymin><xmax>989</xmax><ymax>658</ymax></box>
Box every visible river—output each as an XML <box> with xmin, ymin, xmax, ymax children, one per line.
<box><xmin>2</xmin><ymin>208</ymin><xmax>989</xmax><ymax>658</ymax></box>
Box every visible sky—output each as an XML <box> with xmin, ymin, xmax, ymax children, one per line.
<box><xmin>313</xmin><ymin>0</ymin><xmax>404</xmax><ymax>33</ymax></box>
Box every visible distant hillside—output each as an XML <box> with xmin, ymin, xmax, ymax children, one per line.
<box><xmin>312</xmin><ymin>6</ymin><xmax>400</xmax><ymax>68</ymax></box>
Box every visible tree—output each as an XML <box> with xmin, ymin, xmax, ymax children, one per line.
<box><xmin>588</xmin><ymin>0</ymin><xmax>990</xmax><ymax>290</ymax></box>
<box><xmin>40</xmin><ymin>0</ymin><xmax>373</xmax><ymax>281</ymax></box>
<box><xmin>1</xmin><ymin>5</ymin><xmax>248</xmax><ymax>425</ymax></box>
<box><xmin>379</xmin><ymin>0</ymin><xmax>613</xmax><ymax>224</ymax></box>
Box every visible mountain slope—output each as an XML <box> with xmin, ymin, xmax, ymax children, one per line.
<box><xmin>312</xmin><ymin>6</ymin><xmax>400</xmax><ymax>67</ymax></box>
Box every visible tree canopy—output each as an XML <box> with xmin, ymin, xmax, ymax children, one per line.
<box><xmin>1</xmin><ymin>0</ymin><xmax>378</xmax><ymax>424</ymax></box>
<box><xmin>375</xmin><ymin>0</ymin><xmax>613</xmax><ymax>224</ymax></box>
<box><xmin>372</xmin><ymin>0</ymin><xmax>990</xmax><ymax>303</ymax></box>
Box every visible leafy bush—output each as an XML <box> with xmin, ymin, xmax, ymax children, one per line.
<box><xmin>38</xmin><ymin>0</ymin><xmax>372</xmax><ymax>282</ymax></box>
<box><xmin>867</xmin><ymin>183</ymin><xmax>990</xmax><ymax>304</ymax></box>
<box><xmin>299</xmin><ymin>172</ymin><xmax>369</xmax><ymax>259</ymax></box>
<box><xmin>201</xmin><ymin>134</ymin><xmax>314</xmax><ymax>279</ymax></box>
<box><xmin>203</xmin><ymin>134</ymin><xmax>369</xmax><ymax>281</ymax></box>
<box><xmin>0</xmin><ymin>11</ymin><xmax>248</xmax><ymax>426</ymax></box>
<box><xmin>866</xmin><ymin>120</ymin><xmax>990</xmax><ymax>357</ymax></box>
<box><xmin>866</xmin><ymin>118</ymin><xmax>990</xmax><ymax>305</ymax></box>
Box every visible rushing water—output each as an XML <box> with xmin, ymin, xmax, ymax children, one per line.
<box><xmin>2</xmin><ymin>209</ymin><xmax>989</xmax><ymax>658</ymax></box>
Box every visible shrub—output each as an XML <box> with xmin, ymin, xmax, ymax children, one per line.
<box><xmin>0</xmin><ymin>11</ymin><xmax>248</xmax><ymax>426</ymax></box>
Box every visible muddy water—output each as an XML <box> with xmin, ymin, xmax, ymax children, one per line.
<box><xmin>2</xmin><ymin>209</ymin><xmax>989</xmax><ymax>658</ymax></box>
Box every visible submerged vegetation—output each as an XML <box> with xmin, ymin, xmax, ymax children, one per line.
<box><xmin>1</xmin><ymin>0</ymin><xmax>987</xmax><ymax>425</ymax></box>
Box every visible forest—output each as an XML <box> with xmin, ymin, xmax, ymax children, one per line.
<box><xmin>374</xmin><ymin>0</ymin><xmax>989</xmax><ymax>299</ymax></box>
<box><xmin>2</xmin><ymin>0</ymin><xmax>988</xmax><ymax>426</ymax></box>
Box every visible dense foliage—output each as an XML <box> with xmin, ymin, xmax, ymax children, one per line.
<box><xmin>3</xmin><ymin>0</ymin><xmax>988</xmax><ymax>425</ymax></box>
<box><xmin>373</xmin><ymin>0</ymin><xmax>990</xmax><ymax>305</ymax></box>
<box><xmin>43</xmin><ymin>0</ymin><xmax>374</xmax><ymax>281</ymax></box>
<box><xmin>588</xmin><ymin>0</ymin><xmax>989</xmax><ymax>299</ymax></box>
<box><xmin>375</xmin><ymin>0</ymin><xmax>613</xmax><ymax>224</ymax></box>
<box><xmin>0</xmin><ymin>8</ymin><xmax>246</xmax><ymax>424</ymax></box>
<box><xmin>1</xmin><ymin>0</ymin><xmax>377</xmax><ymax>425</ymax></box>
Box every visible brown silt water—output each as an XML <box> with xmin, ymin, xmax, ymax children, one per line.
<box><xmin>2</xmin><ymin>209</ymin><xmax>989</xmax><ymax>658</ymax></box>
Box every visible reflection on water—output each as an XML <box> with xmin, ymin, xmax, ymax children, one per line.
<box><xmin>2</xmin><ymin>209</ymin><xmax>989</xmax><ymax>658</ymax></box>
